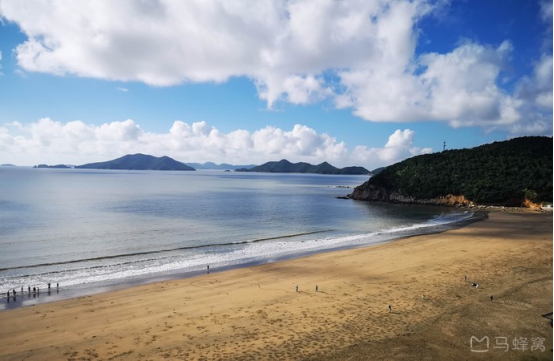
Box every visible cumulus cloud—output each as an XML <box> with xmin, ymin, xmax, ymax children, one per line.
<box><xmin>509</xmin><ymin>1</ymin><xmax>553</xmax><ymax>136</ymax></box>
<box><xmin>0</xmin><ymin>0</ymin><xmax>550</xmax><ymax>134</ymax></box>
<box><xmin>0</xmin><ymin>118</ymin><xmax>424</xmax><ymax>169</ymax></box>
<box><xmin>350</xmin><ymin>129</ymin><xmax>432</xmax><ymax>166</ymax></box>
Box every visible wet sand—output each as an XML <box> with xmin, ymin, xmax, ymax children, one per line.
<box><xmin>0</xmin><ymin>212</ymin><xmax>551</xmax><ymax>360</ymax></box>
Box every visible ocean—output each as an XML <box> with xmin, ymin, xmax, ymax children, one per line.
<box><xmin>0</xmin><ymin>167</ymin><xmax>480</xmax><ymax>309</ymax></box>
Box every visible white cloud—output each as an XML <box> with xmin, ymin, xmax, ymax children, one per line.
<box><xmin>509</xmin><ymin>3</ymin><xmax>553</xmax><ymax>136</ymax></box>
<box><xmin>116</xmin><ymin>86</ymin><xmax>129</xmax><ymax>92</ymax></box>
<box><xmin>540</xmin><ymin>0</ymin><xmax>553</xmax><ymax>22</ymax></box>
<box><xmin>14</xmin><ymin>68</ymin><xmax>27</xmax><ymax>77</ymax></box>
<box><xmin>0</xmin><ymin>118</ymin><xmax>426</xmax><ymax>169</ymax></box>
<box><xmin>350</xmin><ymin>129</ymin><xmax>432</xmax><ymax>166</ymax></box>
<box><xmin>0</xmin><ymin>0</ymin><xmax>550</xmax><ymax>135</ymax></box>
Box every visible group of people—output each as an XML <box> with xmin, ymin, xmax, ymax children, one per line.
<box><xmin>5</xmin><ymin>282</ymin><xmax>59</xmax><ymax>303</ymax></box>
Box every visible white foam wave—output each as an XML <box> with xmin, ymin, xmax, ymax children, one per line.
<box><xmin>0</xmin><ymin>210</ymin><xmax>476</xmax><ymax>291</ymax></box>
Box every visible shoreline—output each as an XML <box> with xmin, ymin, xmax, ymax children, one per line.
<box><xmin>0</xmin><ymin>212</ymin><xmax>551</xmax><ymax>360</ymax></box>
<box><xmin>0</xmin><ymin>210</ymin><xmax>485</xmax><ymax>312</ymax></box>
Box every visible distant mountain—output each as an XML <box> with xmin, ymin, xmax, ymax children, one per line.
<box><xmin>236</xmin><ymin>159</ymin><xmax>369</xmax><ymax>175</ymax></box>
<box><xmin>349</xmin><ymin>136</ymin><xmax>553</xmax><ymax>206</ymax></box>
<box><xmin>76</xmin><ymin>154</ymin><xmax>196</xmax><ymax>171</ymax></box>
<box><xmin>34</xmin><ymin>164</ymin><xmax>70</xmax><ymax>169</ymax></box>
<box><xmin>186</xmin><ymin>162</ymin><xmax>257</xmax><ymax>170</ymax></box>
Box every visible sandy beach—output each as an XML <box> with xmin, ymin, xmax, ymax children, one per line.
<box><xmin>0</xmin><ymin>211</ymin><xmax>551</xmax><ymax>360</ymax></box>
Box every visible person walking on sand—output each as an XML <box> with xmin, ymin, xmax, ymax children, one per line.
<box><xmin>490</xmin><ymin>295</ymin><xmax>494</xmax><ymax>302</ymax></box>
<box><xmin>296</xmin><ymin>285</ymin><xmax>298</xmax><ymax>292</ymax></box>
<box><xmin>388</xmin><ymin>304</ymin><xmax>392</xmax><ymax>313</ymax></box>
<box><xmin>315</xmin><ymin>285</ymin><xmax>318</xmax><ymax>292</ymax></box>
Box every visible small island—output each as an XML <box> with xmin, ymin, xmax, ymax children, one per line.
<box><xmin>75</xmin><ymin>154</ymin><xmax>196</xmax><ymax>171</ymax></box>
<box><xmin>236</xmin><ymin>159</ymin><xmax>369</xmax><ymax>175</ymax></box>
<box><xmin>33</xmin><ymin>164</ymin><xmax>71</xmax><ymax>169</ymax></box>
<box><xmin>186</xmin><ymin>162</ymin><xmax>257</xmax><ymax>170</ymax></box>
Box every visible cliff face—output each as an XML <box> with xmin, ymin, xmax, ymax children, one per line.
<box><xmin>348</xmin><ymin>183</ymin><xmax>473</xmax><ymax>207</ymax></box>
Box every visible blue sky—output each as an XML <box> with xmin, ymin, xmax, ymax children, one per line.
<box><xmin>0</xmin><ymin>0</ymin><xmax>551</xmax><ymax>168</ymax></box>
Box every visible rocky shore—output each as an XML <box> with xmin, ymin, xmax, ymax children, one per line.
<box><xmin>346</xmin><ymin>184</ymin><xmax>552</xmax><ymax>213</ymax></box>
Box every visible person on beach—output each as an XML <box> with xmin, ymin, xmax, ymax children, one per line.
<box><xmin>28</xmin><ymin>286</ymin><xmax>30</xmax><ymax>294</ymax></box>
<box><xmin>6</xmin><ymin>290</ymin><xmax>9</xmax><ymax>298</ymax></box>
<box><xmin>490</xmin><ymin>295</ymin><xmax>494</xmax><ymax>302</ymax></box>
<box><xmin>315</xmin><ymin>285</ymin><xmax>318</xmax><ymax>292</ymax></box>
<box><xmin>388</xmin><ymin>304</ymin><xmax>392</xmax><ymax>313</ymax></box>
<box><xmin>207</xmin><ymin>265</ymin><xmax>210</xmax><ymax>274</ymax></box>
<box><xmin>296</xmin><ymin>285</ymin><xmax>298</xmax><ymax>292</ymax></box>
<box><xmin>37</xmin><ymin>287</ymin><xmax>40</xmax><ymax>295</ymax></box>
<box><xmin>48</xmin><ymin>283</ymin><xmax>51</xmax><ymax>290</ymax></box>
<box><xmin>32</xmin><ymin>287</ymin><xmax>36</xmax><ymax>294</ymax></box>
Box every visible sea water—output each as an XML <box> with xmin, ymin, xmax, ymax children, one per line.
<box><xmin>0</xmin><ymin>167</ymin><xmax>480</xmax><ymax>309</ymax></box>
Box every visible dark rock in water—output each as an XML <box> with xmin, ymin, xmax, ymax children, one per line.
<box><xmin>34</xmin><ymin>164</ymin><xmax>70</xmax><ymax>169</ymax></box>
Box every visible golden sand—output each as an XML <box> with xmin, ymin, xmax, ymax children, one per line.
<box><xmin>0</xmin><ymin>212</ymin><xmax>551</xmax><ymax>360</ymax></box>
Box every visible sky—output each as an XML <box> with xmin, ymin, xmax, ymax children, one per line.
<box><xmin>0</xmin><ymin>0</ymin><xmax>552</xmax><ymax>169</ymax></box>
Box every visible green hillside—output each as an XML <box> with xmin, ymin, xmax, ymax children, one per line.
<box><xmin>349</xmin><ymin>136</ymin><xmax>552</xmax><ymax>205</ymax></box>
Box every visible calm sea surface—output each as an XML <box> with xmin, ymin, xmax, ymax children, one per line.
<box><xmin>0</xmin><ymin>167</ymin><xmax>479</xmax><ymax>309</ymax></box>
